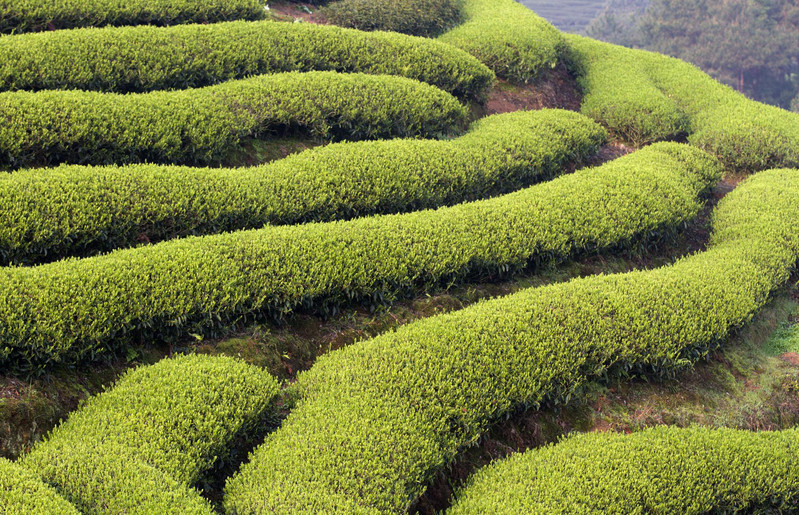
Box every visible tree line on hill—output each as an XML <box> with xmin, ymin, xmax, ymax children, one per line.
<box><xmin>585</xmin><ymin>0</ymin><xmax>799</xmax><ymax>110</ymax></box>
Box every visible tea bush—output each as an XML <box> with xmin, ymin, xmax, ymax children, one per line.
<box><xmin>0</xmin><ymin>21</ymin><xmax>493</xmax><ymax>99</ymax></box>
<box><xmin>0</xmin><ymin>458</ymin><xmax>80</xmax><ymax>515</ymax></box>
<box><xmin>0</xmin><ymin>71</ymin><xmax>466</xmax><ymax>169</ymax></box>
<box><xmin>0</xmin><ymin>110</ymin><xmax>605</xmax><ymax>264</ymax></box>
<box><xmin>567</xmin><ymin>34</ymin><xmax>799</xmax><ymax>172</ymax></box>
<box><xmin>322</xmin><ymin>0</ymin><xmax>460</xmax><ymax>37</ymax></box>
<box><xmin>438</xmin><ymin>0</ymin><xmax>565</xmax><ymax>83</ymax></box>
<box><xmin>0</xmin><ymin>143</ymin><xmax>718</xmax><ymax>373</ymax></box>
<box><xmin>21</xmin><ymin>355</ymin><xmax>279</xmax><ymax>514</ymax></box>
<box><xmin>449</xmin><ymin>426</ymin><xmax>799</xmax><ymax>513</ymax></box>
<box><xmin>0</xmin><ymin>0</ymin><xmax>265</xmax><ymax>34</ymax></box>
<box><xmin>222</xmin><ymin>168</ymin><xmax>799</xmax><ymax>513</ymax></box>
<box><xmin>0</xmin><ymin>144</ymin><xmax>717</xmax><ymax>373</ymax></box>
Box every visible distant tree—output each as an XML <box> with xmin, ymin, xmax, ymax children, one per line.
<box><xmin>638</xmin><ymin>0</ymin><xmax>799</xmax><ymax>107</ymax></box>
<box><xmin>586</xmin><ymin>0</ymin><xmax>649</xmax><ymax>46</ymax></box>
<box><xmin>586</xmin><ymin>0</ymin><xmax>799</xmax><ymax>108</ymax></box>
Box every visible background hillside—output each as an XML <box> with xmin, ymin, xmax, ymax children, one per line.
<box><xmin>519</xmin><ymin>0</ymin><xmax>648</xmax><ymax>34</ymax></box>
<box><xmin>518</xmin><ymin>0</ymin><xmax>608</xmax><ymax>32</ymax></box>
<box><xmin>525</xmin><ymin>0</ymin><xmax>799</xmax><ymax>110</ymax></box>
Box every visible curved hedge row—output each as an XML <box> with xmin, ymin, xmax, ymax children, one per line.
<box><xmin>219</xmin><ymin>144</ymin><xmax>719</xmax><ymax>515</ymax></box>
<box><xmin>567</xmin><ymin>34</ymin><xmax>799</xmax><ymax>173</ymax></box>
<box><xmin>0</xmin><ymin>458</ymin><xmax>80</xmax><ymax>515</ymax></box>
<box><xmin>20</xmin><ymin>355</ymin><xmax>279</xmax><ymax>514</ymax></box>
<box><xmin>322</xmin><ymin>0</ymin><xmax>460</xmax><ymax>38</ymax></box>
<box><xmin>0</xmin><ymin>21</ymin><xmax>493</xmax><ymax>98</ymax></box>
<box><xmin>221</xmin><ymin>168</ymin><xmax>799</xmax><ymax>513</ymax></box>
<box><xmin>437</xmin><ymin>0</ymin><xmax>565</xmax><ymax>83</ymax></box>
<box><xmin>0</xmin><ymin>143</ymin><xmax>717</xmax><ymax>373</ymax></box>
<box><xmin>0</xmin><ymin>71</ymin><xmax>466</xmax><ymax>169</ymax></box>
<box><xmin>449</xmin><ymin>426</ymin><xmax>799</xmax><ymax>513</ymax></box>
<box><xmin>0</xmin><ymin>0</ymin><xmax>265</xmax><ymax>34</ymax></box>
<box><xmin>0</xmin><ymin>110</ymin><xmax>606</xmax><ymax>265</ymax></box>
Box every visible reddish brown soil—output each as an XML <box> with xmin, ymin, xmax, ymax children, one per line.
<box><xmin>782</xmin><ymin>353</ymin><xmax>799</xmax><ymax>366</ymax></box>
<box><xmin>483</xmin><ymin>65</ymin><xmax>583</xmax><ymax>115</ymax></box>
<box><xmin>0</xmin><ymin>377</ymin><xmax>27</xmax><ymax>402</ymax></box>
<box><xmin>267</xmin><ymin>1</ymin><xmax>327</xmax><ymax>23</ymax></box>
<box><xmin>585</xmin><ymin>141</ymin><xmax>634</xmax><ymax>166</ymax></box>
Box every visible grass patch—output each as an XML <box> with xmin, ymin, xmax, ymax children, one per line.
<box><xmin>763</xmin><ymin>301</ymin><xmax>799</xmax><ymax>355</ymax></box>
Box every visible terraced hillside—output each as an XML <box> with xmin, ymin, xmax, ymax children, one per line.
<box><xmin>1</xmin><ymin>0</ymin><xmax>799</xmax><ymax>513</ymax></box>
<box><xmin>520</xmin><ymin>0</ymin><xmax>607</xmax><ymax>32</ymax></box>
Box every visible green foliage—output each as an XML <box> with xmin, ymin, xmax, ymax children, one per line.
<box><xmin>219</xmin><ymin>143</ymin><xmax>724</xmax><ymax>513</ymax></box>
<box><xmin>0</xmin><ymin>458</ymin><xmax>80</xmax><ymax>514</ymax></box>
<box><xmin>567</xmin><ymin>35</ymin><xmax>690</xmax><ymax>146</ymax></box>
<box><xmin>0</xmin><ymin>0</ymin><xmax>266</xmax><ymax>34</ymax></box>
<box><xmin>0</xmin><ymin>20</ymin><xmax>493</xmax><ymax>99</ymax></box>
<box><xmin>438</xmin><ymin>0</ymin><xmax>566</xmax><ymax>82</ymax></box>
<box><xmin>763</xmin><ymin>323</ymin><xmax>799</xmax><ymax>356</ymax></box>
<box><xmin>449</xmin><ymin>426</ymin><xmax>799</xmax><ymax>513</ymax></box>
<box><xmin>21</xmin><ymin>355</ymin><xmax>279</xmax><ymax>514</ymax></box>
<box><xmin>567</xmin><ymin>34</ymin><xmax>799</xmax><ymax>172</ymax></box>
<box><xmin>586</xmin><ymin>0</ymin><xmax>799</xmax><ymax>108</ymax></box>
<box><xmin>323</xmin><ymin>0</ymin><xmax>460</xmax><ymax>37</ymax></box>
<box><xmin>638</xmin><ymin>0</ymin><xmax>799</xmax><ymax>108</ymax></box>
<box><xmin>0</xmin><ymin>71</ymin><xmax>466</xmax><ymax>169</ymax></box>
<box><xmin>222</xmin><ymin>165</ymin><xmax>799</xmax><ymax>514</ymax></box>
<box><xmin>0</xmin><ymin>143</ymin><xmax>718</xmax><ymax>374</ymax></box>
<box><xmin>443</xmin><ymin>168</ymin><xmax>799</xmax><ymax>513</ymax></box>
<box><xmin>26</xmin><ymin>447</ymin><xmax>214</xmax><ymax>515</ymax></box>
<box><xmin>0</xmin><ymin>110</ymin><xmax>605</xmax><ymax>265</ymax></box>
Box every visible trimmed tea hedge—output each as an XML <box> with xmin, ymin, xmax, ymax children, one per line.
<box><xmin>222</xmin><ymin>168</ymin><xmax>798</xmax><ymax>513</ymax></box>
<box><xmin>0</xmin><ymin>143</ymin><xmax>718</xmax><ymax>373</ymax></box>
<box><xmin>438</xmin><ymin>0</ymin><xmax>565</xmax><ymax>83</ymax></box>
<box><xmin>449</xmin><ymin>426</ymin><xmax>799</xmax><ymax>513</ymax></box>
<box><xmin>27</xmin><ymin>447</ymin><xmax>214</xmax><ymax>515</ymax></box>
<box><xmin>322</xmin><ymin>0</ymin><xmax>460</xmax><ymax>38</ymax></box>
<box><xmin>565</xmin><ymin>35</ymin><xmax>689</xmax><ymax>147</ymax></box>
<box><xmin>0</xmin><ymin>21</ymin><xmax>493</xmax><ymax>99</ymax></box>
<box><xmin>21</xmin><ymin>355</ymin><xmax>279</xmax><ymax>514</ymax></box>
<box><xmin>567</xmin><ymin>34</ymin><xmax>799</xmax><ymax>172</ymax></box>
<box><xmin>0</xmin><ymin>458</ymin><xmax>80</xmax><ymax>515</ymax></box>
<box><xmin>0</xmin><ymin>110</ymin><xmax>606</xmax><ymax>264</ymax></box>
<box><xmin>0</xmin><ymin>0</ymin><xmax>265</xmax><ymax>34</ymax></box>
<box><xmin>0</xmin><ymin>71</ymin><xmax>466</xmax><ymax>169</ymax></box>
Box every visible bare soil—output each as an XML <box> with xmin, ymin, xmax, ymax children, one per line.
<box><xmin>483</xmin><ymin>65</ymin><xmax>583</xmax><ymax>115</ymax></box>
<box><xmin>267</xmin><ymin>1</ymin><xmax>328</xmax><ymax>23</ymax></box>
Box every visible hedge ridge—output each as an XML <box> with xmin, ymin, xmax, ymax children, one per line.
<box><xmin>21</xmin><ymin>355</ymin><xmax>280</xmax><ymax>514</ymax></box>
<box><xmin>449</xmin><ymin>426</ymin><xmax>799</xmax><ymax>513</ymax></box>
<box><xmin>0</xmin><ymin>110</ymin><xmax>606</xmax><ymax>265</ymax></box>
<box><xmin>221</xmin><ymin>168</ymin><xmax>798</xmax><ymax>513</ymax></box>
<box><xmin>0</xmin><ymin>458</ymin><xmax>80</xmax><ymax>515</ymax></box>
<box><xmin>0</xmin><ymin>71</ymin><xmax>466</xmax><ymax>169</ymax></box>
<box><xmin>567</xmin><ymin>34</ymin><xmax>799</xmax><ymax>172</ymax></box>
<box><xmin>0</xmin><ymin>21</ymin><xmax>493</xmax><ymax>99</ymax></box>
<box><xmin>0</xmin><ymin>0</ymin><xmax>265</xmax><ymax>34</ymax></box>
<box><xmin>322</xmin><ymin>0</ymin><xmax>461</xmax><ymax>38</ymax></box>
<box><xmin>0</xmin><ymin>143</ymin><xmax>718</xmax><ymax>373</ymax></box>
<box><xmin>437</xmin><ymin>0</ymin><xmax>565</xmax><ymax>83</ymax></box>
<box><xmin>24</xmin><ymin>446</ymin><xmax>215</xmax><ymax>515</ymax></box>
